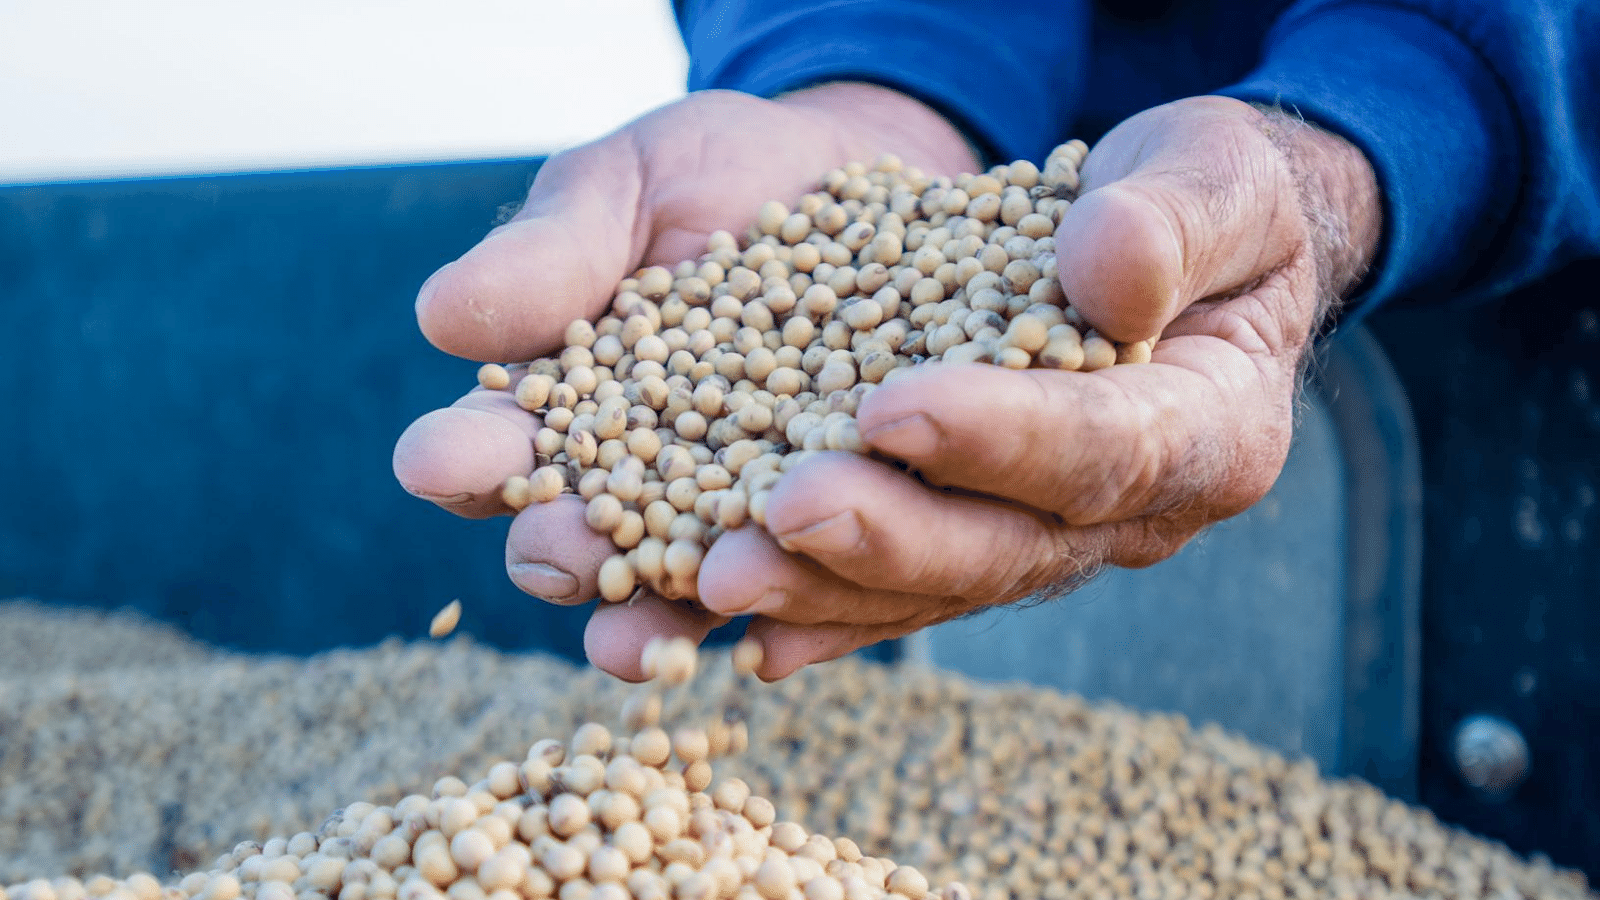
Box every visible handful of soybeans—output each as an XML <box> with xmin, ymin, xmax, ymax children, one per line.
<box><xmin>483</xmin><ymin>140</ymin><xmax>1153</xmax><ymax>603</ymax></box>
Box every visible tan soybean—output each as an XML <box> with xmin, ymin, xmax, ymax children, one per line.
<box><xmin>428</xmin><ymin>601</ymin><xmax>462</xmax><ymax>639</ymax></box>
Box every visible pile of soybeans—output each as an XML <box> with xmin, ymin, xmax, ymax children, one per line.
<box><xmin>472</xmin><ymin>141</ymin><xmax>1155</xmax><ymax>602</ymax></box>
<box><xmin>0</xmin><ymin>600</ymin><xmax>1591</xmax><ymax>900</ymax></box>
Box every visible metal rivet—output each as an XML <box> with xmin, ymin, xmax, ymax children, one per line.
<box><xmin>1452</xmin><ymin>714</ymin><xmax>1530</xmax><ymax>798</ymax></box>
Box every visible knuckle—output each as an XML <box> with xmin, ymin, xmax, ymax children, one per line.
<box><xmin>1061</xmin><ymin>381</ymin><xmax>1169</xmax><ymax>522</ymax></box>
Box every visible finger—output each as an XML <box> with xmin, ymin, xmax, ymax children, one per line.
<box><xmin>740</xmin><ymin>618</ymin><xmax>905</xmax><ymax>681</ymax></box>
<box><xmin>856</xmin><ymin>351</ymin><xmax>1287</xmax><ymax>525</ymax></box>
<box><xmin>696</xmin><ymin>523</ymin><xmax>969</xmax><ymax>626</ymax></box>
<box><xmin>392</xmin><ymin>390</ymin><xmax>536</xmax><ymax>519</ymax></box>
<box><xmin>415</xmin><ymin>137</ymin><xmax>648</xmax><ymax>362</ymax></box>
<box><xmin>504</xmin><ymin>495</ymin><xmax>616</xmax><ymax>605</ymax></box>
<box><xmin>584</xmin><ymin>597</ymin><xmax>729</xmax><ymax>682</ymax></box>
<box><xmin>1059</xmin><ymin>96</ymin><xmax>1300</xmax><ymax>342</ymax></box>
<box><xmin>754</xmin><ymin>451</ymin><xmax>1092</xmax><ymax>598</ymax></box>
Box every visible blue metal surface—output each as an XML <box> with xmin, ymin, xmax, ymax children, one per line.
<box><xmin>0</xmin><ymin>161</ymin><xmax>602</xmax><ymax>657</ymax></box>
<box><xmin>1370</xmin><ymin>264</ymin><xmax>1600</xmax><ymax>878</ymax></box>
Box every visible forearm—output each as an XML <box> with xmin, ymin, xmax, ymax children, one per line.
<box><xmin>1248</xmin><ymin>104</ymin><xmax>1382</xmax><ymax>331</ymax></box>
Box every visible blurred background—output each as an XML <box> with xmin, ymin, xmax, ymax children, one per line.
<box><xmin>1</xmin><ymin>0</ymin><xmax>687</xmax><ymax>662</ymax></box>
<box><xmin>1</xmin><ymin>0</ymin><xmax>1595</xmax><ymax>877</ymax></box>
<box><xmin>0</xmin><ymin>0</ymin><xmax>688</xmax><ymax>181</ymax></box>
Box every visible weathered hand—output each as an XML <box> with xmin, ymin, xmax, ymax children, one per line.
<box><xmin>391</xmin><ymin>84</ymin><xmax>980</xmax><ymax>678</ymax></box>
<box><xmin>690</xmin><ymin>96</ymin><xmax>1381</xmax><ymax>678</ymax></box>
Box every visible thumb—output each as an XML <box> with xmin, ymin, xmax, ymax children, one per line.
<box><xmin>1054</xmin><ymin>97</ymin><xmax>1300</xmax><ymax>343</ymax></box>
<box><xmin>415</xmin><ymin>135</ymin><xmax>650</xmax><ymax>363</ymax></box>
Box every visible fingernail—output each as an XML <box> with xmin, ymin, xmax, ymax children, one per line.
<box><xmin>776</xmin><ymin>510</ymin><xmax>865</xmax><ymax>555</ymax></box>
<box><xmin>415</xmin><ymin>263</ymin><xmax>451</xmax><ymax>311</ymax></box>
<box><xmin>747</xmin><ymin>588</ymin><xmax>790</xmax><ymax>616</ymax></box>
<box><xmin>508</xmin><ymin>562</ymin><xmax>579</xmax><ymax>600</ymax></box>
<box><xmin>409</xmin><ymin>490</ymin><xmax>475</xmax><ymax>505</ymax></box>
<box><xmin>862</xmin><ymin>413</ymin><xmax>941</xmax><ymax>458</ymax></box>
<box><xmin>710</xmin><ymin>586</ymin><xmax>787</xmax><ymax>616</ymax></box>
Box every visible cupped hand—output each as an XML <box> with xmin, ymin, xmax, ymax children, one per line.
<box><xmin>395</xmin><ymin>87</ymin><xmax>1381</xmax><ymax>682</ymax></box>
<box><xmin>392</xmin><ymin>84</ymin><xmax>980</xmax><ymax>678</ymax></box>
<box><xmin>695</xmin><ymin>96</ymin><xmax>1380</xmax><ymax>678</ymax></box>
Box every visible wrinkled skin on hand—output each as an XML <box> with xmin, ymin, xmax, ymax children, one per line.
<box><xmin>393</xmin><ymin>84</ymin><xmax>1381</xmax><ymax>681</ymax></box>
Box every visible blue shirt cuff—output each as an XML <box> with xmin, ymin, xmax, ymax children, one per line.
<box><xmin>1219</xmin><ymin>3</ymin><xmax>1518</xmax><ymax>318</ymax></box>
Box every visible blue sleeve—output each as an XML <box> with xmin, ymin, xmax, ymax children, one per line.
<box><xmin>1219</xmin><ymin>1</ymin><xmax>1600</xmax><ymax>317</ymax></box>
<box><xmin>675</xmin><ymin>0</ymin><xmax>1089</xmax><ymax>166</ymax></box>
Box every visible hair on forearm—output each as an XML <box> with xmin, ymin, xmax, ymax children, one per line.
<box><xmin>1246</xmin><ymin>103</ymin><xmax>1382</xmax><ymax>405</ymax></box>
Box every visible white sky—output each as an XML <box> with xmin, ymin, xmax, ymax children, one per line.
<box><xmin>0</xmin><ymin>0</ymin><xmax>688</xmax><ymax>182</ymax></box>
